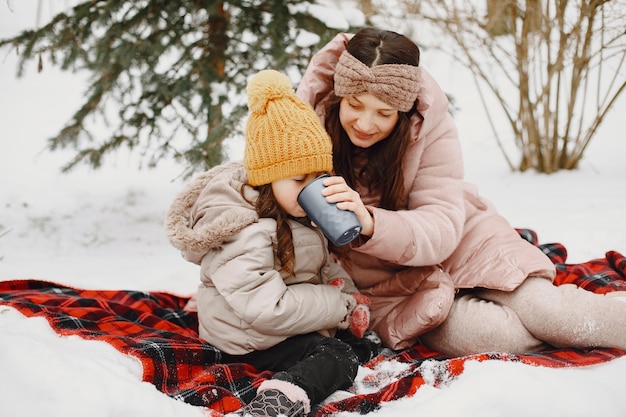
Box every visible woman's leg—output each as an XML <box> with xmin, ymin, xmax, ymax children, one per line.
<box><xmin>481</xmin><ymin>277</ymin><xmax>626</xmax><ymax>350</ymax></box>
<box><xmin>420</xmin><ymin>292</ymin><xmax>549</xmax><ymax>357</ymax></box>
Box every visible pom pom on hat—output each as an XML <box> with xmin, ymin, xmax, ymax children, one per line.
<box><xmin>244</xmin><ymin>70</ymin><xmax>333</xmax><ymax>186</ymax></box>
<box><xmin>247</xmin><ymin>70</ymin><xmax>295</xmax><ymax>115</ymax></box>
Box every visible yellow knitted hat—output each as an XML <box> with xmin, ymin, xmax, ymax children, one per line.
<box><xmin>244</xmin><ymin>70</ymin><xmax>333</xmax><ymax>186</ymax></box>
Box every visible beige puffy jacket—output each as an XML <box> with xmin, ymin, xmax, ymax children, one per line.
<box><xmin>297</xmin><ymin>33</ymin><xmax>556</xmax><ymax>349</ymax></box>
<box><xmin>166</xmin><ymin>161</ymin><xmax>359</xmax><ymax>355</ymax></box>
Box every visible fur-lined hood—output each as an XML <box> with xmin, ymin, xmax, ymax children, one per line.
<box><xmin>165</xmin><ymin>161</ymin><xmax>259</xmax><ymax>264</ymax></box>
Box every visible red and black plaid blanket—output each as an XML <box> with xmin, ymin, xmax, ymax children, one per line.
<box><xmin>1</xmin><ymin>229</ymin><xmax>625</xmax><ymax>416</ymax></box>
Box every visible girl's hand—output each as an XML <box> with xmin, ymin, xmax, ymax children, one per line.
<box><xmin>321</xmin><ymin>176</ymin><xmax>374</xmax><ymax>237</ymax></box>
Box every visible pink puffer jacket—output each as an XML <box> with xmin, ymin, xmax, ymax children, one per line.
<box><xmin>297</xmin><ymin>33</ymin><xmax>556</xmax><ymax>349</ymax></box>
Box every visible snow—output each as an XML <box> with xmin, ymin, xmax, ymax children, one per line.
<box><xmin>2</xmin><ymin>2</ymin><xmax>626</xmax><ymax>417</ymax></box>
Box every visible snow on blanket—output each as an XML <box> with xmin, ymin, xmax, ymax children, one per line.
<box><xmin>1</xmin><ymin>229</ymin><xmax>625</xmax><ymax>416</ymax></box>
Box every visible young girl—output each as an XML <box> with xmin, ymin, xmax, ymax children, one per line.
<box><xmin>296</xmin><ymin>27</ymin><xmax>626</xmax><ymax>356</ymax></box>
<box><xmin>166</xmin><ymin>70</ymin><xmax>371</xmax><ymax>417</ymax></box>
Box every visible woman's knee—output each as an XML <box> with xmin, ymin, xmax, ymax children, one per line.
<box><xmin>420</xmin><ymin>294</ymin><xmax>546</xmax><ymax>356</ymax></box>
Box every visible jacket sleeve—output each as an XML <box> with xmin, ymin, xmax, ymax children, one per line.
<box><xmin>352</xmin><ymin>69</ymin><xmax>466</xmax><ymax>267</ymax></box>
<box><xmin>322</xmin><ymin>256</ymin><xmax>360</xmax><ymax>294</ymax></box>
<box><xmin>201</xmin><ymin>222</ymin><xmax>350</xmax><ymax>336</ymax></box>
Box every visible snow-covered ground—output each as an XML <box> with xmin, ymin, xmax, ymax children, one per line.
<box><xmin>2</xmin><ymin>2</ymin><xmax>626</xmax><ymax>417</ymax></box>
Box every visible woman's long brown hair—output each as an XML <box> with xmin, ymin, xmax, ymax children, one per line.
<box><xmin>326</xmin><ymin>28</ymin><xmax>421</xmax><ymax>210</ymax></box>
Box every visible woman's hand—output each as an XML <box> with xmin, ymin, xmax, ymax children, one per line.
<box><xmin>321</xmin><ymin>176</ymin><xmax>375</xmax><ymax>237</ymax></box>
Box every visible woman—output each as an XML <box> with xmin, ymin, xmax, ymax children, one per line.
<box><xmin>296</xmin><ymin>27</ymin><xmax>626</xmax><ymax>356</ymax></box>
<box><xmin>166</xmin><ymin>70</ymin><xmax>371</xmax><ymax>417</ymax></box>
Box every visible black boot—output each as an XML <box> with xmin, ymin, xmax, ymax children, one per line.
<box><xmin>232</xmin><ymin>389</ymin><xmax>305</xmax><ymax>417</ymax></box>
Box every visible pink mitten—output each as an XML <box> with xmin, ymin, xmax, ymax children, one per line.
<box><xmin>349</xmin><ymin>303</ymin><xmax>370</xmax><ymax>338</ymax></box>
<box><xmin>338</xmin><ymin>293</ymin><xmax>371</xmax><ymax>338</ymax></box>
<box><xmin>329</xmin><ymin>278</ymin><xmax>346</xmax><ymax>290</ymax></box>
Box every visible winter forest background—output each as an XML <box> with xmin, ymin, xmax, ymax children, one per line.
<box><xmin>2</xmin><ymin>1</ymin><xmax>626</xmax><ymax>416</ymax></box>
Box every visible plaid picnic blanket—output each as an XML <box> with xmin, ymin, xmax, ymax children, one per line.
<box><xmin>1</xmin><ymin>228</ymin><xmax>625</xmax><ymax>416</ymax></box>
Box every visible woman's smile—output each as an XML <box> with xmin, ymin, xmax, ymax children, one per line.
<box><xmin>339</xmin><ymin>94</ymin><xmax>399</xmax><ymax>148</ymax></box>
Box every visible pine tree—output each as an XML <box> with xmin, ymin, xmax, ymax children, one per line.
<box><xmin>1</xmin><ymin>0</ymin><xmax>352</xmax><ymax>174</ymax></box>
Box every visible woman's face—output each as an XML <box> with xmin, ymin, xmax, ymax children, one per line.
<box><xmin>339</xmin><ymin>93</ymin><xmax>399</xmax><ymax>148</ymax></box>
<box><xmin>271</xmin><ymin>173</ymin><xmax>320</xmax><ymax>218</ymax></box>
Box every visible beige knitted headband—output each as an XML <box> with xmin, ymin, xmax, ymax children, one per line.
<box><xmin>333</xmin><ymin>50</ymin><xmax>421</xmax><ymax>112</ymax></box>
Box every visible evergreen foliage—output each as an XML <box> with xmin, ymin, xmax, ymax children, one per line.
<box><xmin>1</xmin><ymin>0</ymin><xmax>351</xmax><ymax>174</ymax></box>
